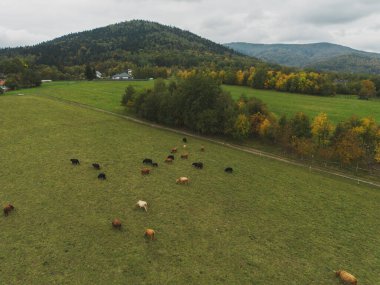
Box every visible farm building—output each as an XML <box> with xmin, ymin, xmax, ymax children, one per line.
<box><xmin>111</xmin><ymin>69</ymin><xmax>133</xmax><ymax>80</ymax></box>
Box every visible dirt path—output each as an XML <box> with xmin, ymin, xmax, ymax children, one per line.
<box><xmin>37</xmin><ymin>94</ymin><xmax>380</xmax><ymax>188</ymax></box>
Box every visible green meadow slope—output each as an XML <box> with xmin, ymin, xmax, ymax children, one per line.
<box><xmin>0</xmin><ymin>94</ymin><xmax>379</xmax><ymax>284</ymax></box>
<box><xmin>10</xmin><ymin>81</ymin><xmax>380</xmax><ymax>124</ymax></box>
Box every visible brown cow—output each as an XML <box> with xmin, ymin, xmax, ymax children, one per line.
<box><xmin>112</xmin><ymin>218</ymin><xmax>122</xmax><ymax>229</ymax></box>
<box><xmin>180</xmin><ymin>153</ymin><xmax>189</xmax><ymax>159</ymax></box>
<box><xmin>176</xmin><ymin>177</ymin><xmax>189</xmax><ymax>184</ymax></box>
<box><xmin>3</xmin><ymin>204</ymin><xmax>14</xmax><ymax>216</ymax></box>
<box><xmin>165</xmin><ymin>158</ymin><xmax>173</xmax><ymax>163</ymax></box>
<box><xmin>335</xmin><ymin>270</ymin><xmax>357</xmax><ymax>285</ymax></box>
<box><xmin>144</xmin><ymin>229</ymin><xmax>156</xmax><ymax>240</ymax></box>
<box><xmin>141</xmin><ymin>168</ymin><xmax>150</xmax><ymax>175</ymax></box>
<box><xmin>170</xmin><ymin>147</ymin><xmax>177</xmax><ymax>153</ymax></box>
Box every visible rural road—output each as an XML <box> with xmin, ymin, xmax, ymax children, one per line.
<box><xmin>37</xmin><ymin>94</ymin><xmax>380</xmax><ymax>188</ymax></box>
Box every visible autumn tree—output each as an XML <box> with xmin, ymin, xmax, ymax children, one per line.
<box><xmin>375</xmin><ymin>142</ymin><xmax>380</xmax><ymax>163</ymax></box>
<box><xmin>311</xmin><ymin>112</ymin><xmax>334</xmax><ymax>147</ymax></box>
<box><xmin>334</xmin><ymin>130</ymin><xmax>364</xmax><ymax>166</ymax></box>
<box><xmin>233</xmin><ymin>114</ymin><xmax>250</xmax><ymax>139</ymax></box>
<box><xmin>358</xmin><ymin>80</ymin><xmax>376</xmax><ymax>100</ymax></box>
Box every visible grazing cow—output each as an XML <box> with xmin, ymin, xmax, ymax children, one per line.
<box><xmin>92</xmin><ymin>163</ymin><xmax>100</xmax><ymax>170</ymax></box>
<box><xmin>182</xmin><ymin>137</ymin><xmax>187</xmax><ymax>143</ymax></box>
<box><xmin>192</xmin><ymin>162</ymin><xmax>203</xmax><ymax>169</ymax></box>
<box><xmin>70</xmin><ymin>158</ymin><xmax>80</xmax><ymax>165</ymax></box>
<box><xmin>144</xmin><ymin>229</ymin><xmax>156</xmax><ymax>240</ymax></box>
<box><xmin>180</xmin><ymin>153</ymin><xmax>188</xmax><ymax>159</ymax></box>
<box><xmin>176</xmin><ymin>177</ymin><xmax>189</xmax><ymax>184</ymax></box>
<box><xmin>3</xmin><ymin>204</ymin><xmax>14</xmax><ymax>216</ymax></box>
<box><xmin>335</xmin><ymin>270</ymin><xmax>357</xmax><ymax>285</ymax></box>
<box><xmin>167</xmin><ymin>155</ymin><xmax>175</xmax><ymax>160</ymax></box>
<box><xmin>224</xmin><ymin>167</ymin><xmax>233</xmax><ymax>173</ymax></box>
<box><xmin>152</xmin><ymin>162</ymin><xmax>158</xmax><ymax>167</ymax></box>
<box><xmin>200</xmin><ymin>146</ymin><xmax>205</xmax><ymax>152</ymax></box>
<box><xmin>98</xmin><ymin>173</ymin><xmax>106</xmax><ymax>180</ymax></box>
<box><xmin>164</xmin><ymin>158</ymin><xmax>173</xmax><ymax>163</ymax></box>
<box><xmin>112</xmin><ymin>218</ymin><xmax>122</xmax><ymax>229</ymax></box>
<box><xmin>136</xmin><ymin>200</ymin><xmax>148</xmax><ymax>212</ymax></box>
<box><xmin>171</xmin><ymin>147</ymin><xmax>177</xmax><ymax>153</ymax></box>
<box><xmin>143</xmin><ymin>158</ymin><xmax>153</xmax><ymax>165</ymax></box>
<box><xmin>141</xmin><ymin>168</ymin><xmax>150</xmax><ymax>175</ymax></box>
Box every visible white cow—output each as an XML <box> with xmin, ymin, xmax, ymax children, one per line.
<box><xmin>136</xmin><ymin>200</ymin><xmax>148</xmax><ymax>212</ymax></box>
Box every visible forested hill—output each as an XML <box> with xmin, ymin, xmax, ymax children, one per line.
<box><xmin>224</xmin><ymin>42</ymin><xmax>380</xmax><ymax>74</ymax></box>
<box><xmin>0</xmin><ymin>20</ymin><xmax>260</xmax><ymax>70</ymax></box>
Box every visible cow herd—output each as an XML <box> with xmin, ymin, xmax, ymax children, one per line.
<box><xmin>2</xmin><ymin>136</ymin><xmax>357</xmax><ymax>284</ymax></box>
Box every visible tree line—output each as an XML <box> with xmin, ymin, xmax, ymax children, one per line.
<box><xmin>121</xmin><ymin>73</ymin><xmax>380</xmax><ymax>169</ymax></box>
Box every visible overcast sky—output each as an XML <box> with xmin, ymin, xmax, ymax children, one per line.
<box><xmin>1</xmin><ymin>0</ymin><xmax>380</xmax><ymax>52</ymax></box>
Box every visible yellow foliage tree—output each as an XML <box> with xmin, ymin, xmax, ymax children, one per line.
<box><xmin>375</xmin><ymin>143</ymin><xmax>380</xmax><ymax>162</ymax></box>
<box><xmin>311</xmin><ymin>112</ymin><xmax>334</xmax><ymax>147</ymax></box>
<box><xmin>234</xmin><ymin>114</ymin><xmax>250</xmax><ymax>139</ymax></box>
<box><xmin>236</xmin><ymin>70</ymin><xmax>244</xmax><ymax>85</ymax></box>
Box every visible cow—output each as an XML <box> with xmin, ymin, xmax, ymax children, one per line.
<box><xmin>225</xmin><ymin>167</ymin><xmax>233</xmax><ymax>173</ymax></box>
<box><xmin>182</xmin><ymin>137</ymin><xmax>187</xmax><ymax>143</ymax></box>
<box><xmin>176</xmin><ymin>177</ymin><xmax>189</xmax><ymax>184</ymax></box>
<box><xmin>136</xmin><ymin>200</ymin><xmax>148</xmax><ymax>212</ymax></box>
<box><xmin>143</xmin><ymin>158</ymin><xmax>153</xmax><ymax>165</ymax></box>
<box><xmin>70</xmin><ymin>158</ymin><xmax>80</xmax><ymax>165</ymax></box>
<box><xmin>165</xmin><ymin>158</ymin><xmax>173</xmax><ymax>163</ymax></box>
<box><xmin>92</xmin><ymin>163</ymin><xmax>100</xmax><ymax>170</ymax></box>
<box><xmin>192</xmin><ymin>162</ymin><xmax>203</xmax><ymax>169</ymax></box>
<box><xmin>167</xmin><ymin>155</ymin><xmax>175</xmax><ymax>160</ymax></box>
<box><xmin>335</xmin><ymin>270</ymin><xmax>357</xmax><ymax>285</ymax></box>
<box><xmin>144</xmin><ymin>229</ymin><xmax>156</xmax><ymax>240</ymax></box>
<box><xmin>112</xmin><ymin>218</ymin><xmax>122</xmax><ymax>229</ymax></box>
<box><xmin>180</xmin><ymin>153</ymin><xmax>189</xmax><ymax>159</ymax></box>
<box><xmin>141</xmin><ymin>168</ymin><xmax>150</xmax><ymax>175</ymax></box>
<box><xmin>152</xmin><ymin>162</ymin><xmax>158</xmax><ymax>167</ymax></box>
<box><xmin>200</xmin><ymin>146</ymin><xmax>205</xmax><ymax>152</ymax></box>
<box><xmin>98</xmin><ymin>173</ymin><xmax>106</xmax><ymax>180</ymax></box>
<box><xmin>171</xmin><ymin>147</ymin><xmax>177</xmax><ymax>153</ymax></box>
<box><xmin>3</xmin><ymin>204</ymin><xmax>14</xmax><ymax>216</ymax></box>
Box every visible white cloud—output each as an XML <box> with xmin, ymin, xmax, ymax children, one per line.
<box><xmin>0</xmin><ymin>0</ymin><xmax>380</xmax><ymax>52</ymax></box>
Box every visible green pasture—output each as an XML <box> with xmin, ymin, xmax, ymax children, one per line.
<box><xmin>224</xmin><ymin>85</ymin><xmax>380</xmax><ymax>123</ymax></box>
<box><xmin>7</xmin><ymin>80</ymin><xmax>380</xmax><ymax>124</ymax></box>
<box><xmin>0</xmin><ymin>94</ymin><xmax>379</xmax><ymax>284</ymax></box>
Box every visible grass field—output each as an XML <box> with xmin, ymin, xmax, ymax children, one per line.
<box><xmin>8</xmin><ymin>80</ymin><xmax>380</xmax><ymax>124</ymax></box>
<box><xmin>224</xmin><ymin>85</ymin><xmax>380</xmax><ymax>123</ymax></box>
<box><xmin>1</xmin><ymin>94</ymin><xmax>379</xmax><ymax>284</ymax></box>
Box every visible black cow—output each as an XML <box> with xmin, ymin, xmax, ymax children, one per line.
<box><xmin>70</xmin><ymin>158</ymin><xmax>80</xmax><ymax>165</ymax></box>
<box><xmin>98</xmin><ymin>173</ymin><xmax>106</xmax><ymax>180</ymax></box>
<box><xmin>182</xmin><ymin>137</ymin><xmax>187</xmax><ymax>143</ymax></box>
<box><xmin>224</xmin><ymin>167</ymin><xmax>233</xmax><ymax>173</ymax></box>
<box><xmin>192</xmin><ymin>162</ymin><xmax>203</xmax><ymax>169</ymax></box>
<box><xmin>143</xmin><ymin>158</ymin><xmax>153</xmax><ymax>165</ymax></box>
<box><xmin>167</xmin><ymin>155</ymin><xmax>175</xmax><ymax>160</ymax></box>
<box><xmin>92</xmin><ymin>163</ymin><xmax>100</xmax><ymax>170</ymax></box>
<box><xmin>152</xmin><ymin>162</ymin><xmax>158</xmax><ymax>167</ymax></box>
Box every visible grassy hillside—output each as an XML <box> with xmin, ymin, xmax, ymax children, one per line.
<box><xmin>0</xmin><ymin>94</ymin><xmax>379</xmax><ymax>284</ymax></box>
<box><xmin>9</xmin><ymin>81</ymin><xmax>380</xmax><ymax>124</ymax></box>
<box><xmin>225</xmin><ymin>42</ymin><xmax>380</xmax><ymax>74</ymax></box>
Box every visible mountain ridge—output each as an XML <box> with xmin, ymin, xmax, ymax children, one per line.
<box><xmin>0</xmin><ymin>20</ymin><xmax>261</xmax><ymax>72</ymax></box>
<box><xmin>224</xmin><ymin>42</ymin><xmax>380</xmax><ymax>74</ymax></box>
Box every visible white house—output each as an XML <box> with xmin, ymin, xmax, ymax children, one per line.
<box><xmin>112</xmin><ymin>69</ymin><xmax>133</xmax><ymax>80</ymax></box>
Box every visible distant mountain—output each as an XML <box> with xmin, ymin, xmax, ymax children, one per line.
<box><xmin>224</xmin><ymin>42</ymin><xmax>380</xmax><ymax>74</ymax></box>
<box><xmin>0</xmin><ymin>20</ymin><xmax>260</xmax><ymax>71</ymax></box>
